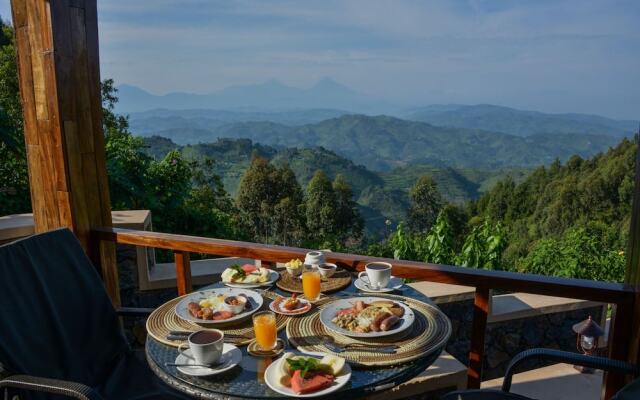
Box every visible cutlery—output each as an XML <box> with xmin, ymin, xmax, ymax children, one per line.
<box><xmin>164</xmin><ymin>360</ymin><xmax>230</xmax><ymax>369</ymax></box>
<box><xmin>318</xmin><ymin>335</ymin><xmax>398</xmax><ymax>354</ymax></box>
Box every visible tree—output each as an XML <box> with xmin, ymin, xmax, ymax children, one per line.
<box><xmin>407</xmin><ymin>175</ymin><xmax>443</xmax><ymax>233</ymax></box>
<box><xmin>422</xmin><ymin>210</ymin><xmax>454</xmax><ymax>264</ymax></box>
<box><xmin>236</xmin><ymin>157</ymin><xmax>305</xmax><ymax>245</ymax></box>
<box><xmin>305</xmin><ymin>170</ymin><xmax>338</xmax><ymax>245</ymax></box>
<box><xmin>332</xmin><ymin>174</ymin><xmax>364</xmax><ymax>242</ymax></box>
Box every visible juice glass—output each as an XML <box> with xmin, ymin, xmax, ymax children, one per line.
<box><xmin>253</xmin><ymin>311</ymin><xmax>277</xmax><ymax>350</ymax></box>
<box><xmin>302</xmin><ymin>270</ymin><xmax>322</xmax><ymax>301</ymax></box>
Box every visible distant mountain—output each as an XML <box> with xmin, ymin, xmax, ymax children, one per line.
<box><xmin>144</xmin><ymin>114</ymin><xmax>619</xmax><ymax>171</ymax></box>
<box><xmin>404</xmin><ymin>104</ymin><xmax>636</xmax><ymax>138</ymax></box>
<box><xmin>116</xmin><ymin>78</ymin><xmax>399</xmax><ymax>114</ymax></box>
<box><xmin>128</xmin><ymin>108</ymin><xmax>350</xmax><ymax>135</ymax></box>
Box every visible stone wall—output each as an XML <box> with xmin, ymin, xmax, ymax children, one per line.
<box><xmin>440</xmin><ymin>299</ymin><xmax>605</xmax><ymax>380</ymax></box>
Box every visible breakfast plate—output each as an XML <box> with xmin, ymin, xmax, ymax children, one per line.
<box><xmin>264</xmin><ymin>353</ymin><xmax>352</xmax><ymax>398</ymax></box>
<box><xmin>319</xmin><ymin>297</ymin><xmax>414</xmax><ymax>338</ymax></box>
<box><xmin>174</xmin><ymin>287</ymin><xmax>263</xmax><ymax>326</ymax></box>
<box><xmin>354</xmin><ymin>276</ymin><xmax>404</xmax><ymax>293</ymax></box>
<box><xmin>269</xmin><ymin>294</ymin><xmax>312</xmax><ymax>316</ymax></box>
<box><xmin>224</xmin><ymin>269</ymin><xmax>279</xmax><ymax>288</ymax></box>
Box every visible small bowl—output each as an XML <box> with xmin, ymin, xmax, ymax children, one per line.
<box><xmin>223</xmin><ymin>295</ymin><xmax>247</xmax><ymax>314</ymax></box>
<box><xmin>286</xmin><ymin>266</ymin><xmax>302</xmax><ymax>277</ymax></box>
<box><xmin>317</xmin><ymin>263</ymin><xmax>337</xmax><ymax>280</ymax></box>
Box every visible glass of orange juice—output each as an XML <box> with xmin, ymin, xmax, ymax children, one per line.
<box><xmin>302</xmin><ymin>270</ymin><xmax>322</xmax><ymax>301</ymax></box>
<box><xmin>253</xmin><ymin>311</ymin><xmax>277</xmax><ymax>350</ymax></box>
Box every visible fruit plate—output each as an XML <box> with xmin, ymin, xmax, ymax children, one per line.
<box><xmin>174</xmin><ymin>287</ymin><xmax>263</xmax><ymax>326</ymax></box>
<box><xmin>224</xmin><ymin>270</ymin><xmax>279</xmax><ymax>288</ymax></box>
<box><xmin>319</xmin><ymin>297</ymin><xmax>415</xmax><ymax>338</ymax></box>
<box><xmin>264</xmin><ymin>354</ymin><xmax>352</xmax><ymax>398</ymax></box>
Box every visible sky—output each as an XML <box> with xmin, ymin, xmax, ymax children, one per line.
<box><xmin>1</xmin><ymin>0</ymin><xmax>639</xmax><ymax>119</ymax></box>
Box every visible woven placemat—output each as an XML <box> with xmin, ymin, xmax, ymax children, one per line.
<box><xmin>287</xmin><ymin>296</ymin><xmax>451</xmax><ymax>366</ymax></box>
<box><xmin>146</xmin><ymin>291</ymin><xmax>287</xmax><ymax>347</ymax></box>
<box><xmin>276</xmin><ymin>268</ymin><xmax>352</xmax><ymax>293</ymax></box>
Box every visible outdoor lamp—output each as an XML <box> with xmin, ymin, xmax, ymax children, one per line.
<box><xmin>572</xmin><ymin>315</ymin><xmax>604</xmax><ymax>373</ymax></box>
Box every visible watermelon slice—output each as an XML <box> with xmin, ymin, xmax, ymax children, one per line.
<box><xmin>241</xmin><ymin>264</ymin><xmax>257</xmax><ymax>273</ymax></box>
<box><xmin>290</xmin><ymin>370</ymin><xmax>335</xmax><ymax>394</ymax></box>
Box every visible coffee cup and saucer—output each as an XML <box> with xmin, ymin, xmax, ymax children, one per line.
<box><xmin>169</xmin><ymin>330</ymin><xmax>242</xmax><ymax>376</ymax></box>
<box><xmin>355</xmin><ymin>262</ymin><xmax>403</xmax><ymax>293</ymax></box>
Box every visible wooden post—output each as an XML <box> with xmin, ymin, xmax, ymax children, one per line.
<box><xmin>174</xmin><ymin>251</ymin><xmax>193</xmax><ymax>296</ymax></box>
<box><xmin>467</xmin><ymin>286</ymin><xmax>490</xmax><ymax>389</ymax></box>
<box><xmin>10</xmin><ymin>0</ymin><xmax>119</xmax><ymax>304</ymax></box>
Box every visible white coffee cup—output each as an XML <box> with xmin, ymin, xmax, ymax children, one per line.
<box><xmin>179</xmin><ymin>329</ymin><xmax>224</xmax><ymax>365</ymax></box>
<box><xmin>358</xmin><ymin>262</ymin><xmax>392</xmax><ymax>290</ymax></box>
<box><xmin>304</xmin><ymin>251</ymin><xmax>325</xmax><ymax>269</ymax></box>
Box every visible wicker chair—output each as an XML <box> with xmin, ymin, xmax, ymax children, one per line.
<box><xmin>0</xmin><ymin>229</ymin><xmax>190</xmax><ymax>399</ymax></box>
<box><xmin>443</xmin><ymin>348</ymin><xmax>640</xmax><ymax>400</ymax></box>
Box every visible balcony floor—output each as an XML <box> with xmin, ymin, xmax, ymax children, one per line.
<box><xmin>481</xmin><ymin>363</ymin><xmax>603</xmax><ymax>400</ymax></box>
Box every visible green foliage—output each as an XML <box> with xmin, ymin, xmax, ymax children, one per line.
<box><xmin>407</xmin><ymin>175</ymin><xmax>443</xmax><ymax>233</ymax></box>
<box><xmin>517</xmin><ymin>225</ymin><xmax>625</xmax><ymax>282</ymax></box>
<box><xmin>332</xmin><ymin>174</ymin><xmax>364</xmax><ymax>243</ymax></box>
<box><xmin>305</xmin><ymin>170</ymin><xmax>338</xmax><ymax>245</ymax></box>
<box><xmin>422</xmin><ymin>211</ymin><xmax>455</xmax><ymax>264</ymax></box>
<box><xmin>236</xmin><ymin>156</ymin><xmax>306</xmax><ymax>245</ymax></box>
<box><xmin>457</xmin><ymin>220</ymin><xmax>507</xmax><ymax>270</ymax></box>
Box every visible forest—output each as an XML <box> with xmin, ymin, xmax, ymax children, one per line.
<box><xmin>0</xmin><ymin>19</ymin><xmax>632</xmax><ymax>283</ymax></box>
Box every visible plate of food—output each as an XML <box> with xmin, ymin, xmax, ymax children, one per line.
<box><xmin>221</xmin><ymin>264</ymin><xmax>279</xmax><ymax>288</ymax></box>
<box><xmin>264</xmin><ymin>352</ymin><xmax>351</xmax><ymax>397</ymax></box>
<box><xmin>174</xmin><ymin>287</ymin><xmax>263</xmax><ymax>325</ymax></box>
<box><xmin>269</xmin><ymin>293</ymin><xmax>312</xmax><ymax>316</ymax></box>
<box><xmin>319</xmin><ymin>297</ymin><xmax>414</xmax><ymax>338</ymax></box>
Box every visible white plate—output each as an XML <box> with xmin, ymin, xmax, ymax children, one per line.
<box><xmin>174</xmin><ymin>344</ymin><xmax>242</xmax><ymax>376</ymax></box>
<box><xmin>319</xmin><ymin>297</ymin><xmax>415</xmax><ymax>338</ymax></box>
<box><xmin>269</xmin><ymin>297</ymin><xmax>312</xmax><ymax>316</ymax></box>
<box><xmin>354</xmin><ymin>276</ymin><xmax>404</xmax><ymax>293</ymax></box>
<box><xmin>174</xmin><ymin>288</ymin><xmax>263</xmax><ymax>326</ymax></box>
<box><xmin>224</xmin><ymin>270</ymin><xmax>279</xmax><ymax>288</ymax></box>
<box><xmin>264</xmin><ymin>354</ymin><xmax>352</xmax><ymax>398</ymax></box>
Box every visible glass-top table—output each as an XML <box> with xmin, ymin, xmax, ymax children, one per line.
<box><xmin>146</xmin><ymin>275</ymin><xmax>448</xmax><ymax>399</ymax></box>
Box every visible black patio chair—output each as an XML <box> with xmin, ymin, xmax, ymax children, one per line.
<box><xmin>442</xmin><ymin>348</ymin><xmax>640</xmax><ymax>400</ymax></box>
<box><xmin>0</xmin><ymin>228</ymin><xmax>191</xmax><ymax>399</ymax></box>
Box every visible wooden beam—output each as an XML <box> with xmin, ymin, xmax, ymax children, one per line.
<box><xmin>11</xmin><ymin>0</ymin><xmax>119</xmax><ymax>304</ymax></box>
<box><xmin>467</xmin><ymin>287</ymin><xmax>490</xmax><ymax>388</ymax></box>
<box><xmin>94</xmin><ymin>227</ymin><xmax>633</xmax><ymax>304</ymax></box>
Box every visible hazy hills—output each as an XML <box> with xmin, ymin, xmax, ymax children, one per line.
<box><xmin>404</xmin><ymin>104</ymin><xmax>636</xmax><ymax>138</ymax></box>
<box><xmin>117</xmin><ymin>78</ymin><xmax>396</xmax><ymax>114</ymax></box>
<box><xmin>135</xmin><ymin>114</ymin><xmax>620</xmax><ymax>172</ymax></box>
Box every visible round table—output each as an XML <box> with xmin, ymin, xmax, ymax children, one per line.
<box><xmin>146</xmin><ymin>276</ymin><xmax>449</xmax><ymax>399</ymax></box>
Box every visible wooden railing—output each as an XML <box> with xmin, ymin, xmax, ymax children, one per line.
<box><xmin>93</xmin><ymin>227</ymin><xmax>636</xmax><ymax>398</ymax></box>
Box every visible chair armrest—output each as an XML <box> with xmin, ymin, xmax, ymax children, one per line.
<box><xmin>0</xmin><ymin>374</ymin><xmax>104</xmax><ymax>400</ymax></box>
<box><xmin>116</xmin><ymin>307</ymin><xmax>154</xmax><ymax>317</ymax></box>
<box><xmin>502</xmin><ymin>348</ymin><xmax>640</xmax><ymax>392</ymax></box>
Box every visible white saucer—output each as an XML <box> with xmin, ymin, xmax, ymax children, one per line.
<box><xmin>174</xmin><ymin>343</ymin><xmax>242</xmax><ymax>376</ymax></box>
<box><xmin>354</xmin><ymin>276</ymin><xmax>403</xmax><ymax>293</ymax></box>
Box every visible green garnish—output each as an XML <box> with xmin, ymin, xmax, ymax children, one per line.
<box><xmin>286</xmin><ymin>358</ymin><xmax>323</xmax><ymax>378</ymax></box>
<box><xmin>229</xmin><ymin>264</ymin><xmax>246</xmax><ymax>280</ymax></box>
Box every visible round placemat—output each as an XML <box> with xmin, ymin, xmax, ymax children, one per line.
<box><xmin>146</xmin><ymin>291</ymin><xmax>287</xmax><ymax>347</ymax></box>
<box><xmin>286</xmin><ymin>296</ymin><xmax>451</xmax><ymax>367</ymax></box>
<box><xmin>276</xmin><ymin>268</ymin><xmax>352</xmax><ymax>293</ymax></box>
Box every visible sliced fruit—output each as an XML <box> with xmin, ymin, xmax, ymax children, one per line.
<box><xmin>290</xmin><ymin>370</ymin><xmax>335</xmax><ymax>394</ymax></box>
<box><xmin>242</xmin><ymin>264</ymin><xmax>257</xmax><ymax>273</ymax></box>
<box><xmin>320</xmin><ymin>355</ymin><xmax>346</xmax><ymax>375</ymax></box>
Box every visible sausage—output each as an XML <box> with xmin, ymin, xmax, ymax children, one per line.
<box><xmin>371</xmin><ymin>311</ymin><xmax>391</xmax><ymax>332</ymax></box>
<box><xmin>355</xmin><ymin>301</ymin><xmax>366</xmax><ymax>312</ymax></box>
<box><xmin>201</xmin><ymin>308</ymin><xmax>214</xmax><ymax>320</ymax></box>
<box><xmin>379</xmin><ymin>315</ymin><xmax>399</xmax><ymax>331</ymax></box>
<box><xmin>212</xmin><ymin>310</ymin><xmax>235</xmax><ymax>320</ymax></box>
<box><xmin>187</xmin><ymin>302</ymin><xmax>201</xmax><ymax>317</ymax></box>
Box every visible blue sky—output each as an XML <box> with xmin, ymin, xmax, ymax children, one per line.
<box><xmin>1</xmin><ymin>0</ymin><xmax>639</xmax><ymax>119</ymax></box>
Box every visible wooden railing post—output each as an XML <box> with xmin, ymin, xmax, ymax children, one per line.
<box><xmin>467</xmin><ymin>286</ymin><xmax>490</xmax><ymax>389</ymax></box>
<box><xmin>174</xmin><ymin>251</ymin><xmax>192</xmax><ymax>296</ymax></box>
<box><xmin>604</xmin><ymin>301</ymin><xmax>634</xmax><ymax>398</ymax></box>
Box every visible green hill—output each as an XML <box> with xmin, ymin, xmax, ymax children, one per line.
<box><xmin>136</xmin><ymin>114</ymin><xmax>620</xmax><ymax>172</ymax></box>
